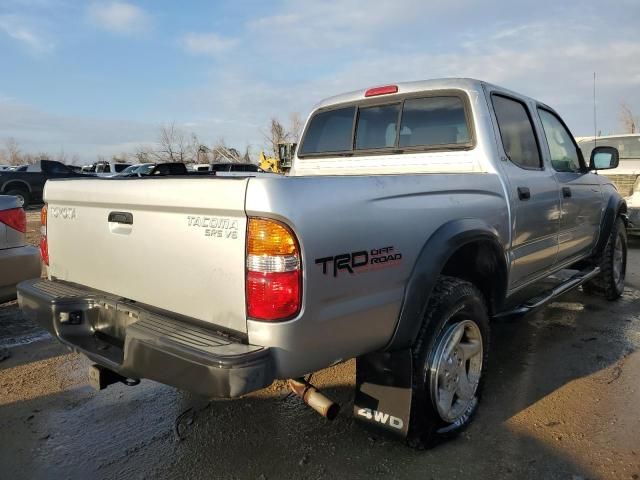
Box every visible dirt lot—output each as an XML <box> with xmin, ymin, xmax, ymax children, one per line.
<box><xmin>0</xmin><ymin>212</ymin><xmax>639</xmax><ymax>480</ymax></box>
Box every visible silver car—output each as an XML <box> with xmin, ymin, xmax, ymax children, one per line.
<box><xmin>0</xmin><ymin>196</ymin><xmax>41</xmax><ymax>302</ymax></box>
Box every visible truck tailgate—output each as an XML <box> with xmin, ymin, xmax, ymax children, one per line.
<box><xmin>44</xmin><ymin>177</ymin><xmax>249</xmax><ymax>334</ymax></box>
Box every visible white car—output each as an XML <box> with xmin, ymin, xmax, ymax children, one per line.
<box><xmin>578</xmin><ymin>134</ymin><xmax>640</xmax><ymax>233</ymax></box>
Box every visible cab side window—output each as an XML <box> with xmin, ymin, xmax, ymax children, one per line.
<box><xmin>538</xmin><ymin>109</ymin><xmax>581</xmax><ymax>172</ymax></box>
<box><xmin>492</xmin><ymin>95</ymin><xmax>542</xmax><ymax>169</ymax></box>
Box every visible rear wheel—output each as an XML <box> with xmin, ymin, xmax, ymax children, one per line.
<box><xmin>6</xmin><ymin>189</ymin><xmax>29</xmax><ymax>208</ymax></box>
<box><xmin>407</xmin><ymin>276</ymin><xmax>489</xmax><ymax>449</ymax></box>
<box><xmin>583</xmin><ymin>218</ymin><xmax>627</xmax><ymax>300</ymax></box>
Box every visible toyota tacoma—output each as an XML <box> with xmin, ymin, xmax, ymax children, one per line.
<box><xmin>18</xmin><ymin>78</ymin><xmax>627</xmax><ymax>448</ymax></box>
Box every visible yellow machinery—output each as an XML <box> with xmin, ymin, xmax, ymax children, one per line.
<box><xmin>258</xmin><ymin>151</ymin><xmax>281</xmax><ymax>173</ymax></box>
<box><xmin>258</xmin><ymin>143</ymin><xmax>297</xmax><ymax>174</ymax></box>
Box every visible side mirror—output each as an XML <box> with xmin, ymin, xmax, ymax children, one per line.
<box><xmin>589</xmin><ymin>146</ymin><xmax>619</xmax><ymax>170</ymax></box>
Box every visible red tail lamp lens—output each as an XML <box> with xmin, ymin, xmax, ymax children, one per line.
<box><xmin>247</xmin><ymin>270</ymin><xmax>300</xmax><ymax>320</ymax></box>
<box><xmin>246</xmin><ymin>218</ymin><xmax>301</xmax><ymax>321</ymax></box>
<box><xmin>40</xmin><ymin>205</ymin><xmax>49</xmax><ymax>265</ymax></box>
<box><xmin>0</xmin><ymin>208</ymin><xmax>26</xmax><ymax>233</ymax></box>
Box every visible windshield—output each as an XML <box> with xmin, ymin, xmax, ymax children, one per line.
<box><xmin>120</xmin><ymin>165</ymin><xmax>139</xmax><ymax>174</ymax></box>
<box><xmin>137</xmin><ymin>164</ymin><xmax>156</xmax><ymax>175</ymax></box>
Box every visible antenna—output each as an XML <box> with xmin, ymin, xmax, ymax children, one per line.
<box><xmin>593</xmin><ymin>72</ymin><xmax>597</xmax><ymax>146</ymax></box>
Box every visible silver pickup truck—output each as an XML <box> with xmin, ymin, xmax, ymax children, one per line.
<box><xmin>18</xmin><ymin>78</ymin><xmax>627</xmax><ymax>448</ymax></box>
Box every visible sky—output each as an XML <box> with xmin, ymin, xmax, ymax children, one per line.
<box><xmin>0</xmin><ymin>0</ymin><xmax>639</xmax><ymax>163</ymax></box>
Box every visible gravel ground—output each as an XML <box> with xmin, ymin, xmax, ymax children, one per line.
<box><xmin>0</xmin><ymin>216</ymin><xmax>638</xmax><ymax>480</ymax></box>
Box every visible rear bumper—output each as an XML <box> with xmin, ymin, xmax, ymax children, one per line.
<box><xmin>0</xmin><ymin>245</ymin><xmax>41</xmax><ymax>303</ymax></box>
<box><xmin>17</xmin><ymin>278</ymin><xmax>274</xmax><ymax>398</ymax></box>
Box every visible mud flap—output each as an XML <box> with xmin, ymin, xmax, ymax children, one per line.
<box><xmin>354</xmin><ymin>349</ymin><xmax>412</xmax><ymax>438</ymax></box>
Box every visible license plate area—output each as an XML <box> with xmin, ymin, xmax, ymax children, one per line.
<box><xmin>92</xmin><ymin>299</ymin><xmax>141</xmax><ymax>343</ymax></box>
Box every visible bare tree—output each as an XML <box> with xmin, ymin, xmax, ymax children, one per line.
<box><xmin>620</xmin><ymin>103</ymin><xmax>637</xmax><ymax>134</ymax></box>
<box><xmin>133</xmin><ymin>147</ymin><xmax>153</xmax><ymax>164</ymax></box>
<box><xmin>4</xmin><ymin>137</ymin><xmax>22</xmax><ymax>165</ymax></box>
<box><xmin>210</xmin><ymin>137</ymin><xmax>244</xmax><ymax>163</ymax></box>
<box><xmin>155</xmin><ymin>122</ymin><xmax>190</xmax><ymax>163</ymax></box>
<box><xmin>56</xmin><ymin>147</ymin><xmax>68</xmax><ymax>164</ymax></box>
<box><xmin>242</xmin><ymin>145</ymin><xmax>252</xmax><ymax>163</ymax></box>
<box><xmin>289</xmin><ymin>112</ymin><xmax>304</xmax><ymax>143</ymax></box>
<box><xmin>262</xmin><ymin>114</ymin><xmax>303</xmax><ymax>157</ymax></box>
<box><xmin>112</xmin><ymin>153</ymin><xmax>130</xmax><ymax>164</ymax></box>
<box><xmin>264</xmin><ymin>118</ymin><xmax>288</xmax><ymax>158</ymax></box>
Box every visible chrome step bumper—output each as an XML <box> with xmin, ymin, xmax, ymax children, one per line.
<box><xmin>17</xmin><ymin>278</ymin><xmax>274</xmax><ymax>398</ymax></box>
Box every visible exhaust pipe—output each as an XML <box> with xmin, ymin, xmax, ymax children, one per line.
<box><xmin>287</xmin><ymin>378</ymin><xmax>340</xmax><ymax>420</ymax></box>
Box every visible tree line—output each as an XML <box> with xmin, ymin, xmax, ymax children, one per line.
<box><xmin>0</xmin><ymin>113</ymin><xmax>303</xmax><ymax>166</ymax></box>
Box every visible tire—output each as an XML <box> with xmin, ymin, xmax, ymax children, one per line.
<box><xmin>583</xmin><ymin>218</ymin><xmax>627</xmax><ymax>300</ymax></box>
<box><xmin>407</xmin><ymin>275</ymin><xmax>489</xmax><ymax>449</ymax></box>
<box><xmin>6</xmin><ymin>189</ymin><xmax>30</xmax><ymax>208</ymax></box>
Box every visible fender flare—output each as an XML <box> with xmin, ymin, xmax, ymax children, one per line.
<box><xmin>1</xmin><ymin>179</ymin><xmax>32</xmax><ymax>194</ymax></box>
<box><xmin>385</xmin><ymin>218</ymin><xmax>507</xmax><ymax>351</ymax></box>
<box><xmin>593</xmin><ymin>194</ymin><xmax>627</xmax><ymax>257</ymax></box>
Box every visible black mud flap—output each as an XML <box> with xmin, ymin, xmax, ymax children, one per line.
<box><xmin>354</xmin><ymin>349</ymin><xmax>412</xmax><ymax>438</ymax></box>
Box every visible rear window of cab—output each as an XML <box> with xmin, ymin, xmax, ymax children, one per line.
<box><xmin>299</xmin><ymin>92</ymin><xmax>473</xmax><ymax>157</ymax></box>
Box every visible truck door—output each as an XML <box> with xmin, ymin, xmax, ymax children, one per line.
<box><xmin>536</xmin><ymin>107</ymin><xmax>603</xmax><ymax>265</ymax></box>
<box><xmin>489</xmin><ymin>93</ymin><xmax>560</xmax><ymax>289</ymax></box>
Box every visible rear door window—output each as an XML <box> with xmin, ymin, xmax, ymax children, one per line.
<box><xmin>299</xmin><ymin>106</ymin><xmax>355</xmax><ymax>155</ymax></box>
<box><xmin>355</xmin><ymin>104</ymin><xmax>400</xmax><ymax>150</ymax></box>
<box><xmin>492</xmin><ymin>95</ymin><xmax>542</xmax><ymax>169</ymax></box>
<box><xmin>399</xmin><ymin>97</ymin><xmax>469</xmax><ymax>147</ymax></box>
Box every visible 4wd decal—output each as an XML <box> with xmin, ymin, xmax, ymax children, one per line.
<box><xmin>187</xmin><ymin>216</ymin><xmax>239</xmax><ymax>239</ymax></box>
<box><xmin>315</xmin><ymin>246</ymin><xmax>402</xmax><ymax>277</ymax></box>
<box><xmin>356</xmin><ymin>408</ymin><xmax>404</xmax><ymax>430</ymax></box>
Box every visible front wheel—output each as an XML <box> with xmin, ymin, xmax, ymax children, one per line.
<box><xmin>583</xmin><ymin>217</ymin><xmax>627</xmax><ymax>300</ymax></box>
<box><xmin>407</xmin><ymin>276</ymin><xmax>489</xmax><ymax>449</ymax></box>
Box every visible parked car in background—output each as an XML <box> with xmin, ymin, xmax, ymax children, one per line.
<box><xmin>0</xmin><ymin>159</ymin><xmax>86</xmax><ymax>207</ymax></box>
<box><xmin>117</xmin><ymin>163</ymin><xmax>156</xmax><ymax>176</ymax></box>
<box><xmin>0</xmin><ymin>196</ymin><xmax>40</xmax><ymax>302</ymax></box>
<box><xmin>211</xmin><ymin>163</ymin><xmax>261</xmax><ymax>173</ymax></box>
<box><xmin>0</xmin><ymin>166</ymin><xmax>13</xmax><ymax>172</ymax></box>
<box><xmin>578</xmin><ymin>134</ymin><xmax>640</xmax><ymax>233</ymax></box>
<box><xmin>81</xmin><ymin>161</ymin><xmax>132</xmax><ymax>177</ymax></box>
<box><xmin>190</xmin><ymin>163</ymin><xmax>212</xmax><ymax>172</ymax></box>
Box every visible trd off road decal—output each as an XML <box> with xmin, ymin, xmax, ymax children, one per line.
<box><xmin>315</xmin><ymin>246</ymin><xmax>402</xmax><ymax>277</ymax></box>
<box><xmin>187</xmin><ymin>216</ymin><xmax>239</xmax><ymax>239</ymax></box>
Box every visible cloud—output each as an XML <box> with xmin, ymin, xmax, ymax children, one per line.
<box><xmin>175</xmin><ymin>16</ymin><xmax>640</xmax><ymax>144</ymax></box>
<box><xmin>180</xmin><ymin>32</ymin><xmax>237</xmax><ymax>56</ymax></box>
<box><xmin>0</xmin><ymin>14</ymin><xmax>54</xmax><ymax>52</ymax></box>
<box><xmin>87</xmin><ymin>2</ymin><xmax>149</xmax><ymax>35</ymax></box>
<box><xmin>0</xmin><ymin>97</ymin><xmax>159</xmax><ymax>161</ymax></box>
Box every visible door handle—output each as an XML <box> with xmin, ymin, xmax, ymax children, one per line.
<box><xmin>108</xmin><ymin>211</ymin><xmax>133</xmax><ymax>225</ymax></box>
<box><xmin>562</xmin><ymin>187</ymin><xmax>572</xmax><ymax>198</ymax></box>
<box><xmin>517</xmin><ymin>187</ymin><xmax>531</xmax><ymax>200</ymax></box>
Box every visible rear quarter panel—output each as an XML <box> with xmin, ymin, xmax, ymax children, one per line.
<box><xmin>245</xmin><ymin>174</ymin><xmax>508</xmax><ymax>378</ymax></box>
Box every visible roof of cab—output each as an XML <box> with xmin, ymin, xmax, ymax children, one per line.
<box><xmin>312</xmin><ymin>77</ymin><xmax>539</xmax><ymax>111</ymax></box>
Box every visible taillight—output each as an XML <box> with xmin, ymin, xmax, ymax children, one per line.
<box><xmin>246</xmin><ymin>218</ymin><xmax>301</xmax><ymax>321</ymax></box>
<box><xmin>40</xmin><ymin>205</ymin><xmax>49</xmax><ymax>265</ymax></box>
<box><xmin>0</xmin><ymin>207</ymin><xmax>26</xmax><ymax>233</ymax></box>
<box><xmin>364</xmin><ymin>85</ymin><xmax>398</xmax><ymax>97</ymax></box>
